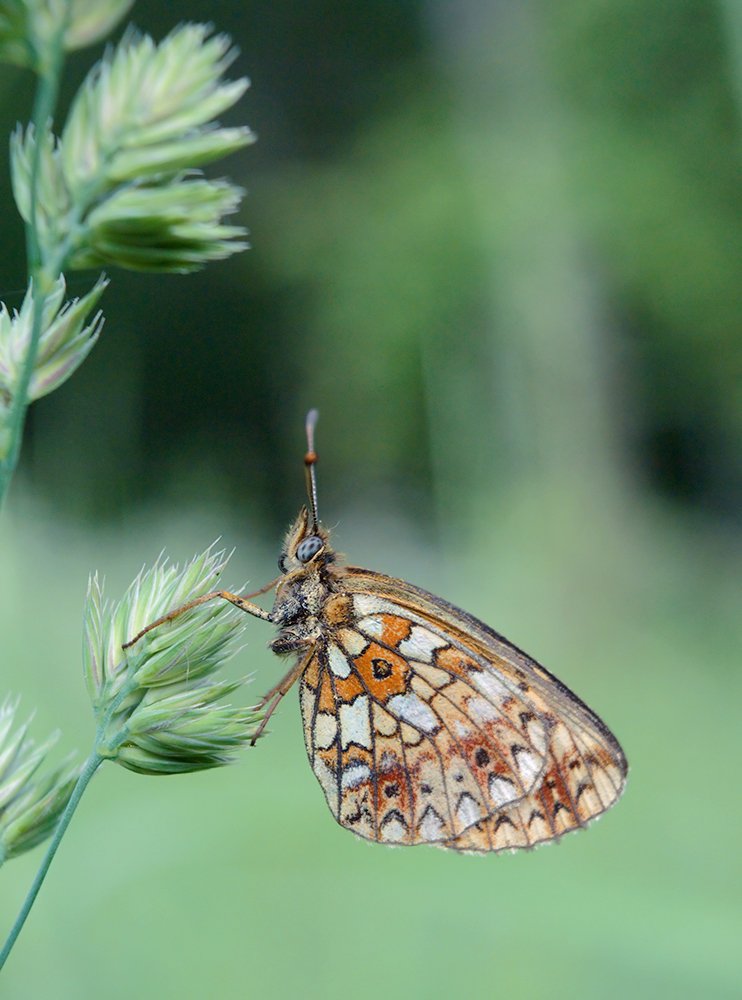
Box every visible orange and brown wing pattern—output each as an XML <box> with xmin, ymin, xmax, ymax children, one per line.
<box><xmin>300</xmin><ymin>570</ymin><xmax>627</xmax><ymax>853</ymax></box>
<box><xmin>444</xmin><ymin>716</ymin><xmax>625</xmax><ymax>853</ymax></box>
<box><xmin>299</xmin><ymin>600</ymin><xmax>554</xmax><ymax>846</ymax></box>
<box><xmin>301</xmin><ymin>614</ymin><xmax>546</xmax><ymax>844</ymax></box>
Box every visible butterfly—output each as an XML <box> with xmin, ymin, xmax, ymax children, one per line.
<box><xmin>126</xmin><ymin>410</ymin><xmax>627</xmax><ymax>853</ymax></box>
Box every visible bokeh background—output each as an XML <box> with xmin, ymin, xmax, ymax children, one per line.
<box><xmin>1</xmin><ymin>1</ymin><xmax>740</xmax><ymax>998</ymax></box>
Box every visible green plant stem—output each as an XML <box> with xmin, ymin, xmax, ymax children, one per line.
<box><xmin>0</xmin><ymin>751</ymin><xmax>103</xmax><ymax>971</ymax></box>
<box><xmin>0</xmin><ymin>6</ymin><xmax>71</xmax><ymax>507</ymax></box>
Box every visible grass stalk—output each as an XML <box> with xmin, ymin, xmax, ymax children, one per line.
<box><xmin>0</xmin><ymin>3</ymin><xmax>71</xmax><ymax>506</ymax></box>
<box><xmin>0</xmin><ymin>751</ymin><xmax>103</xmax><ymax>970</ymax></box>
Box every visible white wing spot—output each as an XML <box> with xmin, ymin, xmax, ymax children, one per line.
<box><xmin>357</xmin><ymin>615</ymin><xmax>385</xmax><ymax>639</ymax></box>
<box><xmin>314</xmin><ymin>712</ymin><xmax>337</xmax><ymax>750</ymax></box>
<box><xmin>300</xmin><ymin>683</ymin><xmax>314</xmax><ymax>732</ymax></box>
<box><xmin>418</xmin><ymin>807</ymin><xmax>445</xmax><ymax>842</ymax></box>
<box><xmin>341</xmin><ymin>762</ymin><xmax>371</xmax><ymax>789</ymax></box>
<box><xmin>337</xmin><ymin>628</ymin><xmax>366</xmax><ymax>656</ymax></box>
<box><xmin>387</xmin><ymin>692</ymin><xmax>439</xmax><ymax>733</ymax></box>
<box><xmin>328</xmin><ymin>642</ymin><xmax>351</xmax><ymax>678</ymax></box>
<box><xmin>456</xmin><ymin>792</ymin><xmax>484</xmax><ymax>827</ymax></box>
<box><xmin>397</xmin><ymin>626</ymin><xmax>448</xmax><ymax>662</ymax></box>
<box><xmin>339</xmin><ymin>696</ymin><xmax>372</xmax><ymax>749</ymax></box>
<box><xmin>381</xmin><ymin>816</ymin><xmax>407</xmax><ymax>843</ymax></box>
<box><xmin>354</xmin><ymin>595</ymin><xmax>399</xmax><ymax>617</ymax></box>
<box><xmin>514</xmin><ymin>749</ymin><xmax>541</xmax><ymax>786</ymax></box>
<box><xmin>472</xmin><ymin>670</ymin><xmax>512</xmax><ymax>702</ymax></box>
<box><xmin>489</xmin><ymin>773</ymin><xmax>517</xmax><ymax>807</ymax></box>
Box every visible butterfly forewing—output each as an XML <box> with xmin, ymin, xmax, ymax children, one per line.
<box><xmin>298</xmin><ymin>567</ymin><xmax>626</xmax><ymax>852</ymax></box>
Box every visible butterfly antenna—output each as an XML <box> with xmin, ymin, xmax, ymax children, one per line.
<box><xmin>304</xmin><ymin>408</ymin><xmax>320</xmax><ymax>531</ymax></box>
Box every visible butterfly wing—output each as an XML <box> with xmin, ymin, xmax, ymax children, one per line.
<box><xmin>442</xmin><ymin>713</ymin><xmax>620</xmax><ymax>853</ymax></box>
<box><xmin>299</xmin><ymin>568</ymin><xmax>626</xmax><ymax>851</ymax></box>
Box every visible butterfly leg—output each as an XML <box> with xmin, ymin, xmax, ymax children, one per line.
<box><xmin>251</xmin><ymin>649</ymin><xmax>312</xmax><ymax>745</ymax></box>
<box><xmin>122</xmin><ymin>589</ymin><xmax>273</xmax><ymax>650</ymax></box>
<box><xmin>241</xmin><ymin>576</ymin><xmax>282</xmax><ymax>600</ymax></box>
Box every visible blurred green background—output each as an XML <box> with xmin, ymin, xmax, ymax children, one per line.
<box><xmin>1</xmin><ymin>1</ymin><xmax>740</xmax><ymax>998</ymax></box>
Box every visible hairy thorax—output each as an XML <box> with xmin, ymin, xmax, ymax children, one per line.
<box><xmin>269</xmin><ymin>564</ymin><xmax>336</xmax><ymax>655</ymax></box>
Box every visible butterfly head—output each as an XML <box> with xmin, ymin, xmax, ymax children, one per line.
<box><xmin>278</xmin><ymin>505</ymin><xmax>331</xmax><ymax>574</ymax></box>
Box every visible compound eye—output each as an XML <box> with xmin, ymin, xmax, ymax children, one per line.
<box><xmin>296</xmin><ymin>535</ymin><xmax>323</xmax><ymax>563</ymax></box>
<box><xmin>277</xmin><ymin>553</ymin><xmax>289</xmax><ymax>573</ymax></box>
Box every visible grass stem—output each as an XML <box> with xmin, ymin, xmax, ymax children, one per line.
<box><xmin>0</xmin><ymin>3</ymin><xmax>72</xmax><ymax>506</ymax></box>
<box><xmin>0</xmin><ymin>751</ymin><xmax>103</xmax><ymax>971</ymax></box>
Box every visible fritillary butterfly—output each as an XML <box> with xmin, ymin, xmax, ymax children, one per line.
<box><xmin>127</xmin><ymin>411</ymin><xmax>627</xmax><ymax>853</ymax></box>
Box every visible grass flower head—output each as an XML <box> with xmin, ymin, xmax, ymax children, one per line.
<box><xmin>84</xmin><ymin>546</ymin><xmax>264</xmax><ymax>774</ymax></box>
<box><xmin>0</xmin><ymin>698</ymin><xmax>80</xmax><ymax>864</ymax></box>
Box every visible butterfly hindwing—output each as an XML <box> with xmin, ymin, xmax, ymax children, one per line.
<box><xmin>444</xmin><ymin>717</ymin><xmax>623</xmax><ymax>852</ymax></box>
<box><xmin>300</xmin><ymin>639</ymin><xmax>550</xmax><ymax>845</ymax></box>
<box><xmin>297</xmin><ymin>571</ymin><xmax>627</xmax><ymax>852</ymax></box>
